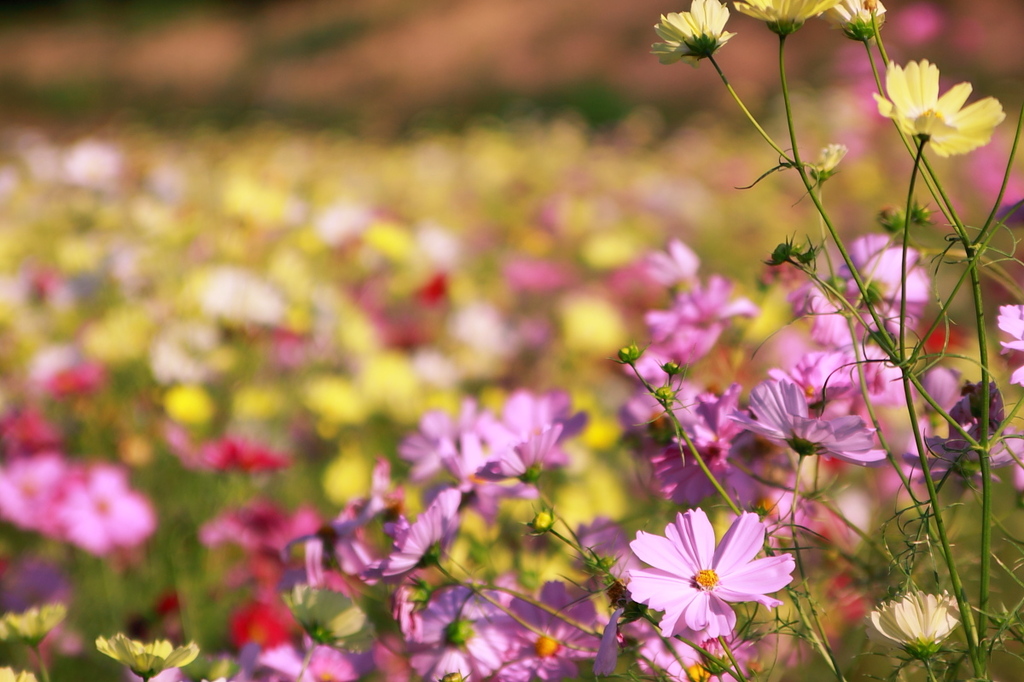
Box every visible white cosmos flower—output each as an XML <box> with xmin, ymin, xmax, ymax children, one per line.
<box><xmin>868</xmin><ymin>592</ymin><xmax>959</xmax><ymax>659</ymax></box>
<box><xmin>652</xmin><ymin>0</ymin><xmax>736</xmax><ymax>66</ymax></box>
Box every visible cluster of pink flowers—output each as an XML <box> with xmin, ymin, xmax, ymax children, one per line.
<box><xmin>0</xmin><ymin>451</ymin><xmax>155</xmax><ymax>556</ymax></box>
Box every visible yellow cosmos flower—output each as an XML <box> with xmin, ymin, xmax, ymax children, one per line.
<box><xmin>0</xmin><ymin>668</ymin><xmax>38</xmax><ymax>682</ymax></box>
<box><xmin>96</xmin><ymin>634</ymin><xmax>199</xmax><ymax>680</ymax></box>
<box><xmin>874</xmin><ymin>60</ymin><xmax>1005</xmax><ymax>157</ymax></box>
<box><xmin>652</xmin><ymin>0</ymin><xmax>736</xmax><ymax>66</ymax></box>
<box><xmin>0</xmin><ymin>604</ymin><xmax>66</xmax><ymax>647</ymax></box>
<box><xmin>733</xmin><ymin>0</ymin><xmax>842</xmax><ymax>34</ymax></box>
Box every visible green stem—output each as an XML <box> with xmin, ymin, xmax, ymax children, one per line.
<box><xmin>708</xmin><ymin>55</ymin><xmax>790</xmax><ymax>160</ymax></box>
<box><xmin>777</xmin><ymin>35</ymin><xmax>893</xmax><ymax>349</ymax></box>
<box><xmin>977</xmin><ymin>99</ymin><xmax>1024</xmax><ymax>243</ymax></box>
<box><xmin>298</xmin><ymin>645</ymin><xmax>315</xmax><ymax>682</ymax></box>
<box><xmin>718</xmin><ymin>636</ymin><xmax>750</xmax><ymax>682</ymax></box>
<box><xmin>902</xmin><ymin>373</ymin><xmax>984</xmax><ymax>676</ymax></box>
<box><xmin>627</xmin><ymin>363</ymin><xmax>742</xmax><ymax>515</ymax></box>
<box><xmin>971</xmin><ymin>252</ymin><xmax>993</xmax><ymax>649</ymax></box>
<box><xmin>899</xmin><ymin>138</ymin><xmax>926</xmax><ymax>366</ymax></box>
<box><xmin>31</xmin><ymin>644</ymin><xmax>51</xmax><ymax>682</ymax></box>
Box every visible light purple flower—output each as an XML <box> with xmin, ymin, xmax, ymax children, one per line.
<box><xmin>477</xmin><ymin>424</ymin><xmax>564</xmax><ymax>482</ymax></box>
<box><xmin>593</xmin><ymin>607</ymin><xmax>624</xmax><ymax>676</ymax></box>
<box><xmin>918</xmin><ymin>382</ymin><xmax>1024</xmax><ymax>479</ymax></box>
<box><xmin>405</xmin><ymin>585</ymin><xmax>509</xmax><ymax>681</ymax></box>
<box><xmin>628</xmin><ymin>509</ymin><xmax>794</xmax><ymax>639</ymax></box>
<box><xmin>378</xmin><ymin>488</ymin><xmax>462</xmax><ymax>579</ymax></box>
<box><xmin>998</xmin><ymin>305</ymin><xmax>1024</xmax><ymax>385</ymax></box>
<box><xmin>644</xmin><ymin>239</ymin><xmax>700</xmax><ymax>287</ymax></box>
<box><xmin>399</xmin><ymin>399</ymin><xmax>495</xmax><ymax>482</ymax></box>
<box><xmin>730</xmin><ymin>380</ymin><xmax>887</xmax><ymax>465</ymax></box>
<box><xmin>767</xmin><ymin>350</ymin><xmax>858</xmax><ymax>407</ymax></box>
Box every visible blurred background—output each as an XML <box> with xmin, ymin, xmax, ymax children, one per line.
<box><xmin>0</xmin><ymin>0</ymin><xmax>1020</xmax><ymax>133</ymax></box>
<box><xmin>1</xmin><ymin>2</ymin><xmax>1023</xmax><ymax>679</ymax></box>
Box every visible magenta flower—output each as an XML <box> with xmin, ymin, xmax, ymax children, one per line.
<box><xmin>730</xmin><ymin>380</ymin><xmax>887</xmax><ymax>465</ymax></box>
<box><xmin>998</xmin><ymin>305</ymin><xmax>1024</xmax><ymax>385</ymax></box>
<box><xmin>628</xmin><ymin>509</ymin><xmax>794</xmax><ymax>639</ymax></box>
<box><xmin>199</xmin><ymin>436</ymin><xmax>291</xmax><ymax>473</ymax></box>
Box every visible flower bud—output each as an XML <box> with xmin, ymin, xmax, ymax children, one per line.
<box><xmin>617</xmin><ymin>344</ymin><xmax>642</xmax><ymax>364</ymax></box>
<box><xmin>529</xmin><ymin>510</ymin><xmax>556</xmax><ymax>533</ymax></box>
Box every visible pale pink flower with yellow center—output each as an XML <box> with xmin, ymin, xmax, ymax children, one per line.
<box><xmin>58</xmin><ymin>465</ymin><xmax>156</xmax><ymax>555</ymax></box>
<box><xmin>629</xmin><ymin>509</ymin><xmax>794</xmax><ymax>638</ymax></box>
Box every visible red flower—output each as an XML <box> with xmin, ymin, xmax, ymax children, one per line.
<box><xmin>229</xmin><ymin>601</ymin><xmax>293</xmax><ymax>649</ymax></box>
<box><xmin>200</xmin><ymin>436</ymin><xmax>291</xmax><ymax>473</ymax></box>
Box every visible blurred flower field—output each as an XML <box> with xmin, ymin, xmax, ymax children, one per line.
<box><xmin>1</xmin><ymin>4</ymin><xmax>1024</xmax><ymax>677</ymax></box>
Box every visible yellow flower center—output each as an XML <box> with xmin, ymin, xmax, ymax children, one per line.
<box><xmin>686</xmin><ymin>663</ymin><xmax>712</xmax><ymax>682</ymax></box>
<box><xmin>694</xmin><ymin>568</ymin><xmax>719</xmax><ymax>590</ymax></box>
<box><xmin>535</xmin><ymin>635</ymin><xmax>561</xmax><ymax>658</ymax></box>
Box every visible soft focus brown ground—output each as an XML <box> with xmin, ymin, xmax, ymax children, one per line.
<box><xmin>0</xmin><ymin>0</ymin><xmax>1020</xmax><ymax>130</ymax></box>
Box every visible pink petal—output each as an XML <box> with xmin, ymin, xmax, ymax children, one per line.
<box><xmin>712</xmin><ymin>513</ymin><xmax>765</xmax><ymax>577</ymax></box>
<box><xmin>716</xmin><ymin>555</ymin><xmax>795</xmax><ymax>606</ymax></box>
<box><xmin>627</xmin><ymin>567</ymin><xmax>696</xmax><ymax>616</ymax></box>
<box><xmin>630</xmin><ymin>531</ymin><xmax>698</xmax><ymax>576</ymax></box>
<box><xmin>666</xmin><ymin>510</ymin><xmax>715</xmax><ymax>570</ymax></box>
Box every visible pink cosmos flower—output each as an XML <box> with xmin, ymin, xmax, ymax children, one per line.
<box><xmin>644</xmin><ymin>239</ymin><xmax>700</xmax><ymax>288</ymax></box>
<box><xmin>399</xmin><ymin>397</ymin><xmax>541</xmax><ymax>519</ymax></box>
<box><xmin>998</xmin><ymin>305</ymin><xmax>1024</xmax><ymax>385</ymax></box>
<box><xmin>0</xmin><ymin>452</ymin><xmax>69</xmax><ymax>536</ymax></box>
<box><xmin>405</xmin><ymin>585</ymin><xmax>509</xmax><ymax>681</ymax></box>
<box><xmin>477</xmin><ymin>424</ymin><xmax>563</xmax><ymax>482</ymax></box>
<box><xmin>730</xmin><ymin>380</ymin><xmax>887</xmax><ymax>465</ymax></box>
<box><xmin>639</xmin><ymin>627</ymin><xmax>756</xmax><ymax>682</ymax></box>
<box><xmin>287</xmin><ymin>458</ymin><xmax>395</xmax><ymax>584</ymax></box>
<box><xmin>767</xmin><ymin>350</ymin><xmax>858</xmax><ymax>408</ymax></box>
<box><xmin>398</xmin><ymin>399</ymin><xmax>492</xmax><ymax>482</ymax></box>
<box><xmin>628</xmin><ymin>509</ymin><xmax>794</xmax><ymax>639</ymax></box>
<box><xmin>648</xmin><ymin>384</ymin><xmax>758</xmax><ymax>506</ymax></box>
<box><xmin>644</xmin><ymin>275</ymin><xmax>759</xmax><ymax>368</ymax></box>
<box><xmin>258</xmin><ymin>643</ymin><xmax>374</xmax><ymax>682</ymax></box>
<box><xmin>497</xmin><ymin>581</ymin><xmax>599</xmax><ymax>682</ymax></box>
<box><xmin>57</xmin><ymin>464</ymin><xmax>156</xmax><ymax>555</ymax></box>
<box><xmin>378</xmin><ymin>487</ymin><xmax>462</xmax><ymax>579</ymax></box>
